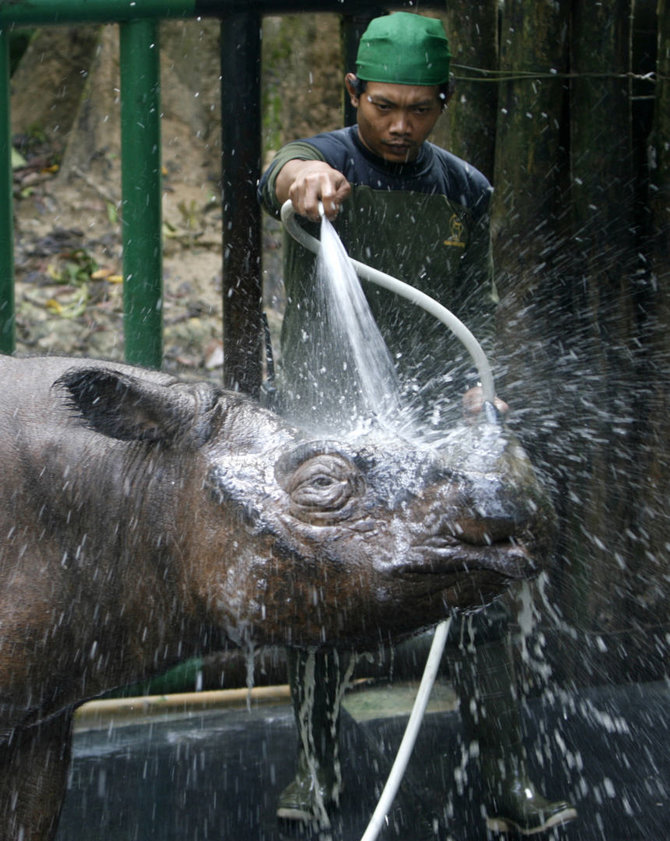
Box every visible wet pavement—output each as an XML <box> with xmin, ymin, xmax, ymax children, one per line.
<box><xmin>56</xmin><ymin>681</ymin><xmax>670</xmax><ymax>841</ymax></box>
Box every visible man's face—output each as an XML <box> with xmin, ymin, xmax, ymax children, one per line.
<box><xmin>345</xmin><ymin>76</ymin><xmax>443</xmax><ymax>163</ymax></box>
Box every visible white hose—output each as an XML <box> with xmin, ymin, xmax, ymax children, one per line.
<box><xmin>280</xmin><ymin>199</ymin><xmax>496</xmax><ymax>404</ymax></box>
<box><xmin>359</xmin><ymin>618</ymin><xmax>451</xmax><ymax>841</ymax></box>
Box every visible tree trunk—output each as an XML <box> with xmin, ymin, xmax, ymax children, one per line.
<box><xmin>626</xmin><ymin>0</ymin><xmax>670</xmax><ymax>668</ymax></box>
<box><xmin>488</xmin><ymin>0</ymin><xmax>582</xmax><ymax>683</ymax></box>
<box><xmin>443</xmin><ymin>0</ymin><xmax>498</xmax><ymax>181</ymax></box>
<box><xmin>490</xmin><ymin>0</ymin><xmax>571</xmax><ymax>406</ymax></box>
<box><xmin>651</xmin><ymin>0</ymin><xmax>670</xmax><ymax>256</ymax></box>
<box><xmin>10</xmin><ymin>26</ymin><xmax>100</xmax><ymax>158</ymax></box>
<box><xmin>492</xmin><ymin>0</ymin><xmax>570</xmax><ymax>259</ymax></box>
<box><xmin>561</xmin><ymin>0</ymin><xmax>638</xmax><ymax>664</ymax></box>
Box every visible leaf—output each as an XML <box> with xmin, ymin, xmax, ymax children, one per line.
<box><xmin>11</xmin><ymin>148</ymin><xmax>27</xmax><ymax>169</ymax></box>
<box><xmin>106</xmin><ymin>202</ymin><xmax>118</xmax><ymax>225</ymax></box>
<box><xmin>47</xmin><ymin>263</ymin><xmax>62</xmax><ymax>281</ymax></box>
<box><xmin>45</xmin><ymin>298</ymin><xmax>63</xmax><ymax>314</ymax></box>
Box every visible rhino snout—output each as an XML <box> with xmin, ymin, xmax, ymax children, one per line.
<box><xmin>406</xmin><ymin>545</ymin><xmax>534</xmax><ymax>585</ymax></box>
<box><xmin>439</xmin><ymin>471</ymin><xmax>547</xmax><ymax>545</ymax></box>
<box><xmin>384</xmin><ymin>469</ymin><xmax>550</xmax><ymax>582</ymax></box>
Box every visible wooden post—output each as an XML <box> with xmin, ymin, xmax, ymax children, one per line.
<box><xmin>651</xmin><ymin>0</ymin><xmax>670</xmax><ymax>259</ymax></box>
<box><xmin>220</xmin><ymin>12</ymin><xmax>263</xmax><ymax>396</ymax></box>
<box><xmin>443</xmin><ymin>0</ymin><xmax>498</xmax><ymax>181</ymax></box>
<box><xmin>489</xmin><ymin>0</ymin><xmax>578</xmax><ymax>678</ymax></box>
<box><xmin>564</xmin><ymin>0</ymin><xmax>639</xmax><ymax>657</ymax></box>
<box><xmin>631</xmin><ymin>0</ymin><xmax>670</xmax><ymax>666</ymax></box>
<box><xmin>341</xmin><ymin>12</ymin><xmax>380</xmax><ymax>126</ymax></box>
<box><xmin>492</xmin><ymin>0</ymin><xmax>569</xmax><ymax>277</ymax></box>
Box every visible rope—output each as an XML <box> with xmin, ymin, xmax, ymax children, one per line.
<box><xmin>452</xmin><ymin>64</ymin><xmax>660</xmax><ymax>84</ymax></box>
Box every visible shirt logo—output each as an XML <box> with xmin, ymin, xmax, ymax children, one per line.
<box><xmin>443</xmin><ymin>214</ymin><xmax>467</xmax><ymax>248</ymax></box>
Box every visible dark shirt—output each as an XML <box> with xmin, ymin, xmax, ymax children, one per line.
<box><xmin>260</xmin><ymin>126</ymin><xmax>492</xmax><ymax>216</ymax></box>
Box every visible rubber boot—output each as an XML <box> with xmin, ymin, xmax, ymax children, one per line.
<box><xmin>276</xmin><ymin>647</ymin><xmax>354</xmax><ymax>824</ymax></box>
<box><xmin>450</xmin><ymin>636</ymin><xmax>577</xmax><ymax>835</ymax></box>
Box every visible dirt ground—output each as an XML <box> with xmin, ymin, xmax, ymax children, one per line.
<box><xmin>9</xmin><ymin>16</ymin><xmax>345</xmax><ymax>382</ymax></box>
<box><xmin>13</xmin><ymin>144</ymin><xmax>233</xmax><ymax>381</ymax></box>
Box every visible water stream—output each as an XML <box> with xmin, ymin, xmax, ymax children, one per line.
<box><xmin>315</xmin><ymin>215</ymin><xmax>402</xmax><ymax>427</ymax></box>
<box><xmin>282</xmin><ymin>214</ymin><xmax>422</xmax><ymax>441</ymax></box>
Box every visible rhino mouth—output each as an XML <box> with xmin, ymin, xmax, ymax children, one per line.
<box><xmin>401</xmin><ymin>535</ymin><xmax>534</xmax><ymax>580</ymax></box>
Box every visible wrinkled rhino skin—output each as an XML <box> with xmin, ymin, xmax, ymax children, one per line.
<box><xmin>0</xmin><ymin>355</ymin><xmax>553</xmax><ymax>840</ymax></box>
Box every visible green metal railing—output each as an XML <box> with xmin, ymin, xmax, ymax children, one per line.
<box><xmin>119</xmin><ymin>19</ymin><xmax>163</xmax><ymax>366</ymax></box>
<box><xmin>0</xmin><ymin>14</ymin><xmax>172</xmax><ymax>367</ymax></box>
<box><xmin>0</xmin><ymin>10</ymin><xmax>186</xmax><ymax>368</ymax></box>
<box><xmin>0</xmin><ymin>0</ymin><xmax>442</xmax><ymax>388</ymax></box>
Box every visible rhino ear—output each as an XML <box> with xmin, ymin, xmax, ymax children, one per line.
<box><xmin>56</xmin><ymin>367</ymin><xmax>201</xmax><ymax>443</ymax></box>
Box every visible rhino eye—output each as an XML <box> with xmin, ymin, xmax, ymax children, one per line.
<box><xmin>282</xmin><ymin>454</ymin><xmax>363</xmax><ymax>514</ymax></box>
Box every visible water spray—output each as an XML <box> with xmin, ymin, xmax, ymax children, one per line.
<box><xmin>280</xmin><ymin>199</ymin><xmax>496</xmax><ymax>405</ymax></box>
<box><xmin>281</xmin><ymin>199</ymin><xmax>499</xmax><ymax>841</ymax></box>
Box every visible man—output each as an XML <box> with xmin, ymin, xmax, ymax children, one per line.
<box><xmin>258</xmin><ymin>12</ymin><xmax>576</xmax><ymax>835</ymax></box>
<box><xmin>261</xmin><ymin>15</ymin><xmax>494</xmax><ymax>427</ymax></box>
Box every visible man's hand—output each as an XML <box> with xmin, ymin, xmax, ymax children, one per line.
<box><xmin>275</xmin><ymin>160</ymin><xmax>351</xmax><ymax>221</ymax></box>
<box><xmin>462</xmin><ymin>386</ymin><xmax>509</xmax><ymax>423</ymax></box>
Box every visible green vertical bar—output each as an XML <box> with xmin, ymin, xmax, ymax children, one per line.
<box><xmin>120</xmin><ymin>19</ymin><xmax>162</xmax><ymax>368</ymax></box>
<box><xmin>0</xmin><ymin>29</ymin><xmax>15</xmax><ymax>355</ymax></box>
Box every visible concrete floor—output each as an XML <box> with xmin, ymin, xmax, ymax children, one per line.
<box><xmin>56</xmin><ymin>679</ymin><xmax>670</xmax><ymax>841</ymax></box>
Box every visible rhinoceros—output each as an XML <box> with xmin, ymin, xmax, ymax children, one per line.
<box><xmin>0</xmin><ymin>355</ymin><xmax>553</xmax><ymax>840</ymax></box>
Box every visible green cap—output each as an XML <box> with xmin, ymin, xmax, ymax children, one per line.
<box><xmin>356</xmin><ymin>12</ymin><xmax>451</xmax><ymax>86</ymax></box>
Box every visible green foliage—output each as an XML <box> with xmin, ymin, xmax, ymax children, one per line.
<box><xmin>48</xmin><ymin>248</ymin><xmax>99</xmax><ymax>288</ymax></box>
